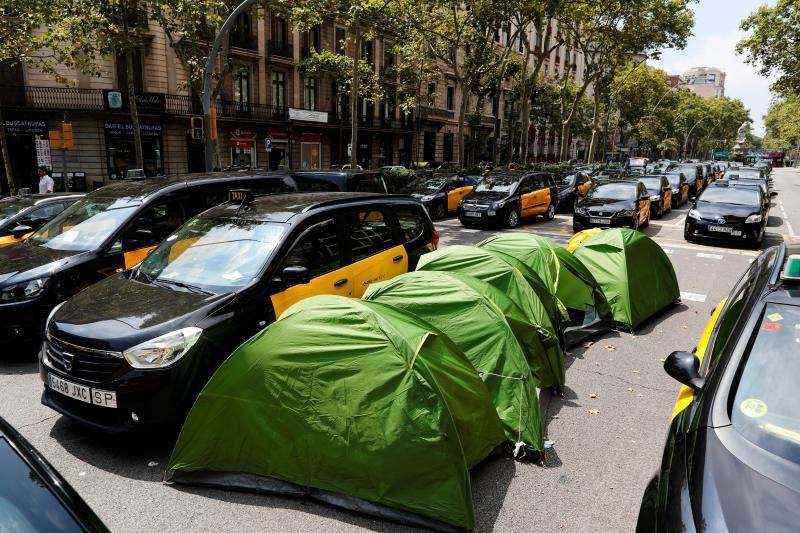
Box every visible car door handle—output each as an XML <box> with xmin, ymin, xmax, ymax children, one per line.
<box><xmin>392</xmin><ymin>255</ymin><xmax>404</xmax><ymax>263</ymax></box>
<box><xmin>334</xmin><ymin>278</ymin><xmax>348</xmax><ymax>287</ymax></box>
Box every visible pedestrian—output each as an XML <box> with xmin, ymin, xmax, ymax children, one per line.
<box><xmin>37</xmin><ymin>166</ymin><xmax>54</xmax><ymax>194</ymax></box>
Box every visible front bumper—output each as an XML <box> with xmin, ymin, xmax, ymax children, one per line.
<box><xmin>0</xmin><ymin>297</ymin><xmax>51</xmax><ymax>346</ymax></box>
<box><xmin>457</xmin><ymin>205</ymin><xmax>502</xmax><ymax>225</ymax></box>
<box><xmin>684</xmin><ymin>219</ymin><xmax>763</xmax><ymax>243</ymax></box>
<box><xmin>573</xmin><ymin>212</ymin><xmax>636</xmax><ymax>231</ymax></box>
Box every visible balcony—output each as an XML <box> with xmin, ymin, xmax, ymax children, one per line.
<box><xmin>419</xmin><ymin>105</ymin><xmax>455</xmax><ymax>122</ymax></box>
<box><xmin>268</xmin><ymin>40</ymin><xmax>293</xmax><ymax>59</ymax></box>
<box><xmin>467</xmin><ymin>113</ymin><xmax>496</xmax><ymax>128</ymax></box>
<box><xmin>229</xmin><ymin>34</ymin><xmax>258</xmax><ymax>52</ymax></box>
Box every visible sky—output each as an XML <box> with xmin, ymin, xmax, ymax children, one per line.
<box><xmin>652</xmin><ymin>0</ymin><xmax>774</xmax><ymax>136</ymax></box>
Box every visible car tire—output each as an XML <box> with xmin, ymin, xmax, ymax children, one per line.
<box><xmin>506</xmin><ymin>208</ymin><xmax>520</xmax><ymax>228</ymax></box>
<box><xmin>433</xmin><ymin>203</ymin><xmax>446</xmax><ymax>220</ymax></box>
<box><xmin>654</xmin><ymin>201</ymin><xmax>663</xmax><ymax>219</ymax></box>
<box><xmin>643</xmin><ymin>212</ymin><xmax>650</xmax><ymax>228</ymax></box>
<box><xmin>545</xmin><ymin>202</ymin><xmax>556</xmax><ymax>221</ymax></box>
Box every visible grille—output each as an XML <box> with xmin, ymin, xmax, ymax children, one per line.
<box><xmin>45</xmin><ymin>336</ymin><xmax>124</xmax><ymax>383</ymax></box>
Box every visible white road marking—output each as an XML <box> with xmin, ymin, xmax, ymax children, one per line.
<box><xmin>662</xmin><ymin>248</ymin><xmax>674</xmax><ymax>254</ymax></box>
<box><xmin>779</xmin><ymin>200</ymin><xmax>797</xmax><ymax>239</ymax></box>
<box><xmin>460</xmin><ymin>229</ymin><xmax>481</xmax><ymax>233</ymax></box>
<box><xmin>697</xmin><ymin>252</ymin><xmax>723</xmax><ymax>260</ymax></box>
<box><xmin>680</xmin><ymin>291</ymin><xmax>707</xmax><ymax>303</ymax></box>
<box><xmin>672</xmin><ymin>218</ymin><xmax>685</xmax><ymax>227</ymax></box>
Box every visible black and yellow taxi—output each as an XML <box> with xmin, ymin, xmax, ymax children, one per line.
<box><xmin>664</xmin><ymin>170</ymin><xmax>690</xmax><ymax>208</ymax></box>
<box><xmin>573</xmin><ymin>179</ymin><xmax>651</xmax><ymax>232</ymax></box>
<box><xmin>638</xmin><ymin>244</ymin><xmax>800</xmax><ymax>532</ymax></box>
<box><xmin>685</xmin><ymin>182</ymin><xmax>768</xmax><ymax>247</ymax></box>
<box><xmin>0</xmin><ymin>192</ymin><xmax>83</xmax><ymax>248</ymax></box>
<box><xmin>402</xmin><ymin>174</ymin><xmax>480</xmax><ymax>219</ymax></box>
<box><xmin>457</xmin><ymin>171</ymin><xmax>558</xmax><ymax>228</ymax></box>
<box><xmin>638</xmin><ymin>175</ymin><xmax>673</xmax><ymax>218</ymax></box>
<box><xmin>40</xmin><ymin>191</ymin><xmax>436</xmax><ymax>432</ymax></box>
<box><xmin>554</xmin><ymin>170</ymin><xmax>594</xmax><ymax>212</ymax></box>
<box><xmin>0</xmin><ymin>173</ymin><xmax>294</xmax><ymax>349</ymax></box>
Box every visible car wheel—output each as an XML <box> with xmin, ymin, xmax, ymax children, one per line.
<box><xmin>506</xmin><ymin>208</ymin><xmax>520</xmax><ymax>228</ymax></box>
<box><xmin>633</xmin><ymin>216</ymin><xmax>640</xmax><ymax>231</ymax></box>
<box><xmin>545</xmin><ymin>203</ymin><xmax>556</xmax><ymax>221</ymax></box>
<box><xmin>655</xmin><ymin>201</ymin><xmax>663</xmax><ymax>219</ymax></box>
<box><xmin>433</xmin><ymin>203</ymin><xmax>446</xmax><ymax>220</ymax></box>
<box><xmin>643</xmin><ymin>212</ymin><xmax>650</xmax><ymax>228</ymax></box>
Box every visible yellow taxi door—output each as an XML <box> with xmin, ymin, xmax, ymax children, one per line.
<box><xmin>270</xmin><ymin>217</ymin><xmax>353</xmax><ymax>318</ymax></box>
<box><xmin>518</xmin><ymin>177</ymin><xmax>536</xmax><ymax>216</ymax></box>
<box><xmin>446</xmin><ymin>178</ymin><xmax>473</xmax><ymax>212</ymax></box>
<box><xmin>344</xmin><ymin>208</ymin><xmax>408</xmax><ymax>296</ymax></box>
<box><xmin>529</xmin><ymin>176</ymin><xmax>550</xmax><ymax>215</ymax></box>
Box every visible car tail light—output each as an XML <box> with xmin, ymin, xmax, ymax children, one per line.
<box><xmin>432</xmin><ymin>226</ymin><xmax>439</xmax><ymax>249</ymax></box>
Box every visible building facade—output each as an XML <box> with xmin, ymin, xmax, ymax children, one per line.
<box><xmin>678</xmin><ymin>66</ymin><xmax>726</xmax><ymax>99</ymax></box>
<box><xmin>0</xmin><ymin>9</ymin><xmax>587</xmax><ymax>193</ymax></box>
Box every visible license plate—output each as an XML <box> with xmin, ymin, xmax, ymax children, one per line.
<box><xmin>464</xmin><ymin>211</ymin><xmax>482</xmax><ymax>218</ymax></box>
<box><xmin>708</xmin><ymin>225</ymin><xmax>732</xmax><ymax>233</ymax></box>
<box><xmin>47</xmin><ymin>374</ymin><xmax>117</xmax><ymax>408</ymax></box>
<box><xmin>590</xmin><ymin>217</ymin><xmax>611</xmax><ymax>224</ymax></box>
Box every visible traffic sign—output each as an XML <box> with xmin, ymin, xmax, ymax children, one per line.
<box><xmin>265</xmin><ymin>138</ymin><xmax>272</xmax><ymax>152</ymax></box>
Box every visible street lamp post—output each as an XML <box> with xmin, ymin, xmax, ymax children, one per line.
<box><xmin>202</xmin><ymin>0</ymin><xmax>259</xmax><ymax>172</ymax></box>
<box><xmin>682</xmin><ymin>113</ymin><xmax>714</xmax><ymax>159</ymax></box>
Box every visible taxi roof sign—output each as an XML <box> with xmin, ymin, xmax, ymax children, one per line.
<box><xmin>228</xmin><ymin>189</ymin><xmax>254</xmax><ymax>204</ymax></box>
<box><xmin>781</xmin><ymin>254</ymin><xmax>800</xmax><ymax>282</ymax></box>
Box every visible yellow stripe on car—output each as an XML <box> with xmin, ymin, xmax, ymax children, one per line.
<box><xmin>0</xmin><ymin>232</ymin><xmax>31</xmax><ymax>247</ymax></box>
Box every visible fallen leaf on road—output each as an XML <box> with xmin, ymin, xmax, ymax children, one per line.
<box><xmin>147</xmin><ymin>461</ymin><xmax>159</xmax><ymax>467</ymax></box>
<box><xmin>582</xmin><ymin>341</ymin><xmax>594</xmax><ymax>348</ymax></box>
<box><xmin>637</xmin><ymin>394</ymin><xmax>644</xmax><ymax>397</ymax></box>
<box><xmin>605</xmin><ymin>345</ymin><xmax>616</xmax><ymax>352</ymax></box>
<box><xmin>632</xmin><ymin>370</ymin><xmax>640</xmax><ymax>374</ymax></box>
<box><xmin>682</xmin><ymin>325</ymin><xmax>688</xmax><ymax>329</ymax></box>
<box><xmin>627</xmin><ymin>387</ymin><xmax>634</xmax><ymax>392</ymax></box>
<box><xmin>660</xmin><ymin>358</ymin><xmax>666</xmax><ymax>363</ymax></box>
<box><xmin>595</xmin><ymin>362</ymin><xmax>600</xmax><ymax>366</ymax></box>
<box><xmin>552</xmin><ymin>415</ymin><xmax>559</xmax><ymax>419</ymax></box>
<box><xmin>78</xmin><ymin>472</ymin><xmax>86</xmax><ymax>477</ymax></box>
<box><xmin>589</xmin><ymin>393</ymin><xmax>597</xmax><ymax>398</ymax></box>
<box><xmin>588</xmin><ymin>408</ymin><xmax>600</xmax><ymax>415</ymax></box>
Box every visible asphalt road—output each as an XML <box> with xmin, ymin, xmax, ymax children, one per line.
<box><xmin>2</xmin><ymin>167</ymin><xmax>798</xmax><ymax>532</ymax></box>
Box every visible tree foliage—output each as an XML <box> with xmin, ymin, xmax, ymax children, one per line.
<box><xmin>763</xmin><ymin>96</ymin><xmax>800</xmax><ymax>151</ymax></box>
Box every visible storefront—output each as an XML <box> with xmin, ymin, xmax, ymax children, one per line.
<box><xmin>1</xmin><ymin>119</ymin><xmax>49</xmax><ymax>192</ymax></box>
<box><xmin>267</xmin><ymin>129</ymin><xmax>289</xmax><ymax>170</ymax></box>
<box><xmin>229</xmin><ymin>128</ymin><xmax>258</xmax><ymax>169</ymax></box>
<box><xmin>300</xmin><ymin>133</ymin><xmax>321</xmax><ymax>169</ymax></box>
<box><xmin>104</xmin><ymin>122</ymin><xmax>164</xmax><ymax>179</ymax></box>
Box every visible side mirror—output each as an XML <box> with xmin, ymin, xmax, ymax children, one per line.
<box><xmin>664</xmin><ymin>351</ymin><xmax>704</xmax><ymax>391</ymax></box>
<box><xmin>122</xmin><ymin>229</ymin><xmax>156</xmax><ymax>251</ymax></box>
<box><xmin>282</xmin><ymin>265</ymin><xmax>310</xmax><ymax>285</ymax></box>
<box><xmin>771</xmin><ymin>191</ymin><xmax>778</xmax><ymax>197</ymax></box>
<box><xmin>11</xmin><ymin>225</ymin><xmax>33</xmax><ymax>239</ymax></box>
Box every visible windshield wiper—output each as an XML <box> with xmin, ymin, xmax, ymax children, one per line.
<box><xmin>152</xmin><ymin>278</ymin><xmax>213</xmax><ymax>295</ymax></box>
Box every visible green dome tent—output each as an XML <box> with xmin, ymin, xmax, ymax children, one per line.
<box><xmin>416</xmin><ymin>245</ymin><xmax>565</xmax><ymax>388</ymax></box>
<box><xmin>165</xmin><ymin>295</ymin><xmax>505</xmax><ymax>531</ymax></box>
<box><xmin>477</xmin><ymin>233</ymin><xmax>614</xmax><ymax>346</ymax></box>
<box><xmin>364</xmin><ymin>270</ymin><xmax>545</xmax><ymax>454</ymax></box>
<box><xmin>572</xmin><ymin>228</ymin><xmax>680</xmax><ymax>331</ymax></box>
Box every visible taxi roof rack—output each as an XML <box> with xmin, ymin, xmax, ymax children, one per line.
<box><xmin>780</xmin><ymin>254</ymin><xmax>800</xmax><ymax>282</ymax></box>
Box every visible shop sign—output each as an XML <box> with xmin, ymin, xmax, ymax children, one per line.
<box><xmin>289</xmin><ymin>108</ymin><xmax>329</xmax><ymax>123</ymax></box>
<box><xmin>267</xmin><ymin>129</ymin><xmax>289</xmax><ymax>140</ymax></box>
<box><xmin>301</xmin><ymin>134</ymin><xmax>322</xmax><ymax>143</ymax></box>
<box><xmin>35</xmin><ymin>138</ymin><xmax>52</xmax><ymax>168</ymax></box>
<box><xmin>230</xmin><ymin>128</ymin><xmax>258</xmax><ymax>139</ymax></box>
<box><xmin>4</xmin><ymin>119</ymin><xmax>48</xmax><ymax>136</ymax></box>
<box><xmin>104</xmin><ymin>123</ymin><xmax>163</xmax><ymax>138</ymax></box>
<box><xmin>103</xmin><ymin>91</ymin><xmax>166</xmax><ymax>114</ymax></box>
<box><xmin>231</xmin><ymin>139</ymin><xmax>255</xmax><ymax>148</ymax></box>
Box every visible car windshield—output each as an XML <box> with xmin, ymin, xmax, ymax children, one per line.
<box><xmin>0</xmin><ymin>199</ymin><xmax>33</xmax><ymax>226</ymax></box>
<box><xmin>554</xmin><ymin>174</ymin><xmax>576</xmax><ymax>187</ymax></box>
<box><xmin>474</xmin><ymin>175</ymin><xmax>518</xmax><ymax>193</ymax></box>
<box><xmin>0</xmin><ymin>437</ymin><xmax>84</xmax><ymax>532</ymax></box>
<box><xmin>726</xmin><ymin>169</ymin><xmax>762</xmax><ymax>179</ymax></box>
<box><xmin>585</xmin><ymin>183</ymin><xmax>637</xmax><ymax>201</ymax></box>
<box><xmin>665</xmin><ymin>173</ymin><xmax>683</xmax><ymax>186</ymax></box>
<box><xmin>137</xmin><ymin>217</ymin><xmax>285</xmax><ymax>294</ymax></box>
<box><xmin>348</xmin><ymin>175</ymin><xmax>386</xmax><ymax>193</ymax></box>
<box><xmin>731</xmin><ymin>303</ymin><xmax>800</xmax><ymax>464</ymax></box>
<box><xmin>406</xmin><ymin>177</ymin><xmax>446</xmax><ymax>193</ymax></box>
<box><xmin>639</xmin><ymin>178</ymin><xmax>662</xmax><ymax>190</ymax></box>
<box><xmin>698</xmin><ymin>187</ymin><xmax>759</xmax><ymax>206</ymax></box>
<box><xmin>27</xmin><ymin>197</ymin><xmax>138</xmax><ymax>252</ymax></box>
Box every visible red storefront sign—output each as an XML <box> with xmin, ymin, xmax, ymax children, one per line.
<box><xmin>230</xmin><ymin>128</ymin><xmax>257</xmax><ymax>138</ymax></box>
<box><xmin>301</xmin><ymin>133</ymin><xmax>322</xmax><ymax>143</ymax></box>
<box><xmin>268</xmin><ymin>129</ymin><xmax>289</xmax><ymax>140</ymax></box>
<box><xmin>231</xmin><ymin>139</ymin><xmax>255</xmax><ymax>148</ymax></box>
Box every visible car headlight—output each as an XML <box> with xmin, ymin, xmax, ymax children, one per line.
<box><xmin>420</xmin><ymin>195</ymin><xmax>434</xmax><ymax>202</ymax></box>
<box><xmin>650</xmin><ymin>195</ymin><xmax>660</xmax><ymax>201</ymax></box>
<box><xmin>617</xmin><ymin>210</ymin><xmax>635</xmax><ymax>218</ymax></box>
<box><xmin>123</xmin><ymin>327</ymin><xmax>203</xmax><ymax>369</ymax></box>
<box><xmin>576</xmin><ymin>206</ymin><xmax>589</xmax><ymax>215</ymax></box>
<box><xmin>492</xmin><ymin>201</ymin><xmax>506</xmax><ymax>209</ymax></box>
<box><xmin>0</xmin><ymin>278</ymin><xmax>47</xmax><ymax>303</ymax></box>
<box><xmin>746</xmin><ymin>214</ymin><xmax>763</xmax><ymax>223</ymax></box>
<box><xmin>688</xmin><ymin>209</ymin><xmax>701</xmax><ymax>220</ymax></box>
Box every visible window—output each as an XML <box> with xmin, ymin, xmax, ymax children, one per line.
<box><xmin>271</xmin><ymin>71</ymin><xmax>286</xmax><ymax>109</ymax></box>
<box><xmin>423</xmin><ymin>131</ymin><xmax>436</xmax><ymax>162</ymax></box>
<box><xmin>446</xmin><ymin>86</ymin><xmax>454</xmax><ymax>111</ymax></box>
<box><xmin>294</xmin><ymin>177</ymin><xmax>339</xmax><ymax>192</ymax></box>
<box><xmin>304</xmin><ymin>76</ymin><xmax>317</xmax><ymax>110</ymax></box>
<box><xmin>115</xmin><ymin>49</ymin><xmax>144</xmax><ymax>93</ymax></box>
<box><xmin>348</xmin><ymin>175</ymin><xmax>386</xmax><ymax>193</ymax></box>
<box><xmin>234</xmin><ymin>68</ymin><xmax>250</xmax><ymax>110</ymax></box>
<box><xmin>126</xmin><ymin>201</ymin><xmax>186</xmax><ymax>245</ymax></box>
<box><xmin>394</xmin><ymin>206</ymin><xmax>425</xmax><ymax>243</ymax></box>
<box><xmin>18</xmin><ymin>203</ymin><xmax>66</xmax><ymax>230</ymax></box>
<box><xmin>283</xmin><ymin>218</ymin><xmax>341</xmax><ymax>278</ymax></box>
<box><xmin>361</xmin><ymin>40</ymin><xmax>374</xmax><ymax>64</ymax></box>
<box><xmin>335</xmin><ymin>27</ymin><xmax>346</xmax><ymax>54</ymax></box>
<box><xmin>272</xmin><ymin>16</ymin><xmax>287</xmax><ymax>43</ymax></box>
<box><xmin>428</xmin><ymin>83</ymin><xmax>436</xmax><ymax>97</ymax></box>
<box><xmin>443</xmin><ymin>133</ymin><xmax>454</xmax><ymax>162</ymax></box>
<box><xmin>345</xmin><ymin>210</ymin><xmax>393</xmax><ymax>262</ymax></box>
<box><xmin>230</xmin><ymin>12</ymin><xmax>253</xmax><ymax>49</ymax></box>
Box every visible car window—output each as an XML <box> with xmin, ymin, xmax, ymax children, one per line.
<box><xmin>731</xmin><ymin>303</ymin><xmax>800</xmax><ymax>464</ymax></box>
<box><xmin>18</xmin><ymin>203</ymin><xmax>66</xmax><ymax>228</ymax></box>
<box><xmin>394</xmin><ymin>206</ymin><xmax>426</xmax><ymax>243</ymax></box>
<box><xmin>348</xmin><ymin>175</ymin><xmax>387</xmax><ymax>193</ymax></box>
<box><xmin>345</xmin><ymin>209</ymin><xmax>394</xmax><ymax>262</ymax></box>
<box><xmin>294</xmin><ymin>176</ymin><xmax>340</xmax><ymax>192</ymax></box>
<box><xmin>283</xmin><ymin>218</ymin><xmax>341</xmax><ymax>278</ymax></box>
<box><xmin>127</xmin><ymin>201</ymin><xmax>186</xmax><ymax>244</ymax></box>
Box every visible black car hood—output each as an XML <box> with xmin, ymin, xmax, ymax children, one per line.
<box><xmin>581</xmin><ymin>198</ymin><xmax>635</xmax><ymax>211</ymax></box>
<box><xmin>0</xmin><ymin>242</ymin><xmax>87</xmax><ymax>286</ymax></box>
<box><xmin>50</xmin><ymin>274</ymin><xmax>235</xmax><ymax>351</ymax></box>
<box><xmin>694</xmin><ymin>202</ymin><xmax>758</xmax><ymax>221</ymax></box>
<box><xmin>692</xmin><ymin>427</ymin><xmax>799</xmax><ymax>531</ymax></box>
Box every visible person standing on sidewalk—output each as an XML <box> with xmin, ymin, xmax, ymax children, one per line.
<box><xmin>37</xmin><ymin>166</ymin><xmax>54</xmax><ymax>194</ymax></box>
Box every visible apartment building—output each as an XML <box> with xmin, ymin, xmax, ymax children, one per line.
<box><xmin>678</xmin><ymin>66</ymin><xmax>726</xmax><ymax>99</ymax></box>
<box><xmin>0</xmin><ymin>8</ymin><xmax>587</xmax><ymax>192</ymax></box>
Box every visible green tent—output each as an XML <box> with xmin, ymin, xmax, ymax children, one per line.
<box><xmin>165</xmin><ymin>295</ymin><xmax>505</xmax><ymax>531</ymax></box>
<box><xmin>416</xmin><ymin>245</ymin><xmax>565</xmax><ymax>388</ymax></box>
<box><xmin>477</xmin><ymin>233</ymin><xmax>614</xmax><ymax>345</ymax></box>
<box><xmin>573</xmin><ymin>228</ymin><xmax>680</xmax><ymax>330</ymax></box>
<box><xmin>364</xmin><ymin>270</ymin><xmax>544</xmax><ymax>454</ymax></box>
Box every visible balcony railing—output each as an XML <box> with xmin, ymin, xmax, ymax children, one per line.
<box><xmin>268</xmin><ymin>40</ymin><xmax>293</xmax><ymax>58</ymax></box>
<box><xmin>229</xmin><ymin>34</ymin><xmax>259</xmax><ymax>51</ymax></box>
<box><xmin>419</xmin><ymin>105</ymin><xmax>455</xmax><ymax>121</ymax></box>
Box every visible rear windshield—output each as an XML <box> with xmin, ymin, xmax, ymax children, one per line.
<box><xmin>731</xmin><ymin>303</ymin><xmax>800</xmax><ymax>464</ymax></box>
<box><xmin>698</xmin><ymin>187</ymin><xmax>760</xmax><ymax>206</ymax></box>
<box><xmin>0</xmin><ymin>437</ymin><xmax>83</xmax><ymax>532</ymax></box>
<box><xmin>348</xmin><ymin>175</ymin><xmax>387</xmax><ymax>193</ymax></box>
<box><xmin>639</xmin><ymin>178</ymin><xmax>663</xmax><ymax>190</ymax></box>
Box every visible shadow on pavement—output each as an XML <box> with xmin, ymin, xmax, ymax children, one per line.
<box><xmin>631</xmin><ymin>303</ymin><xmax>690</xmax><ymax>336</ymax></box>
<box><xmin>767</xmin><ymin>215</ymin><xmax>783</xmax><ymax>228</ymax></box>
<box><xmin>471</xmin><ymin>453</ymin><xmax>519</xmax><ymax>529</ymax></box>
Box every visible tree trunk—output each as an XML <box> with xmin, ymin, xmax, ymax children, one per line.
<box><xmin>0</xmin><ymin>107</ymin><xmax>16</xmax><ymax>195</ymax></box>
<box><xmin>559</xmin><ymin>79</ymin><xmax>592</xmax><ymax>161</ymax></box>
<box><xmin>126</xmin><ymin>49</ymin><xmax>144</xmax><ymax>171</ymax></box>
<box><xmin>457</xmin><ymin>80</ymin><xmax>468</xmax><ymax>167</ymax></box>
<box><xmin>350</xmin><ymin>28</ymin><xmax>361</xmax><ymax>168</ymax></box>
<box><xmin>588</xmin><ymin>90</ymin><xmax>601</xmax><ymax>163</ymax></box>
<box><xmin>560</xmin><ymin>121</ymin><xmax>571</xmax><ymax>161</ymax></box>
